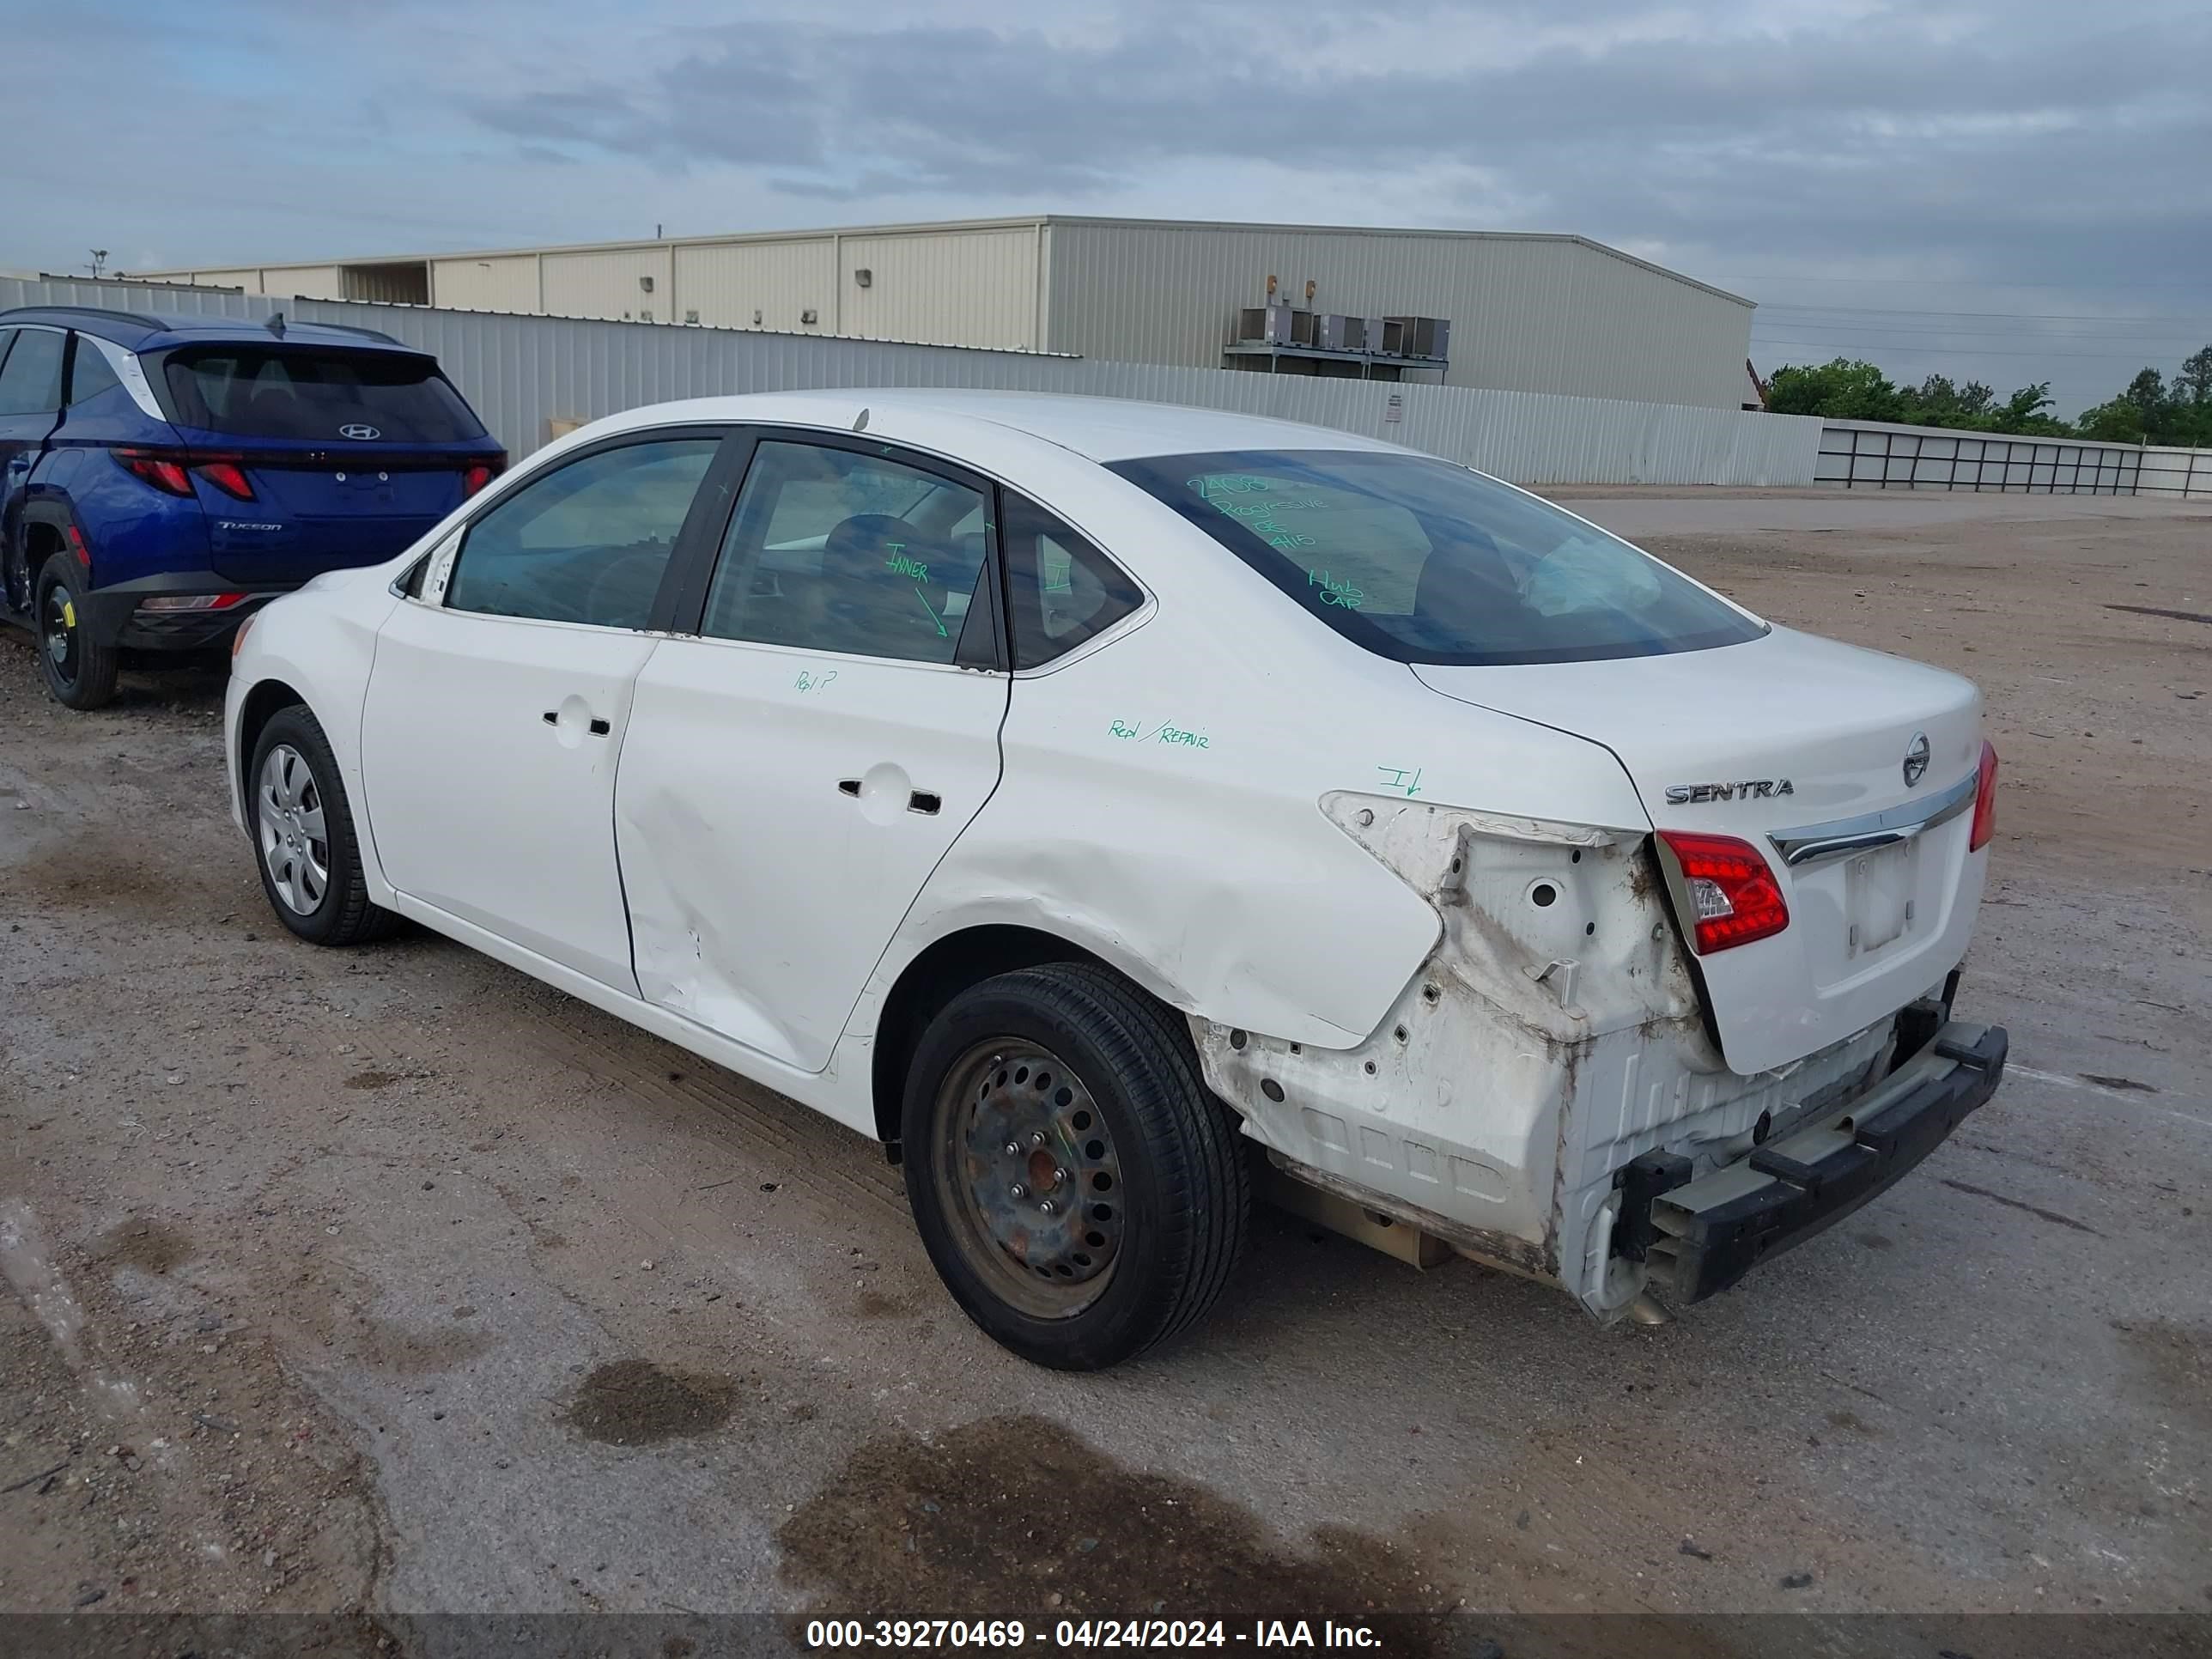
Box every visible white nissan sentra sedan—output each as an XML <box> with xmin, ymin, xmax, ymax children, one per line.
<box><xmin>226</xmin><ymin>390</ymin><xmax>2007</xmax><ymax>1370</ymax></box>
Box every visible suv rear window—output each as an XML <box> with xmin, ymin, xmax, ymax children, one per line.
<box><xmin>1109</xmin><ymin>449</ymin><xmax>1765</xmax><ymax>665</ymax></box>
<box><xmin>161</xmin><ymin>347</ymin><xmax>484</xmax><ymax>443</ymax></box>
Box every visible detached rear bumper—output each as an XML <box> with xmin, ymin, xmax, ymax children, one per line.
<box><xmin>1624</xmin><ymin>1019</ymin><xmax>2008</xmax><ymax>1303</ymax></box>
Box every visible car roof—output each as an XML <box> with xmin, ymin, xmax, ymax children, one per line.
<box><xmin>0</xmin><ymin>306</ymin><xmax>414</xmax><ymax>354</ymax></box>
<box><xmin>595</xmin><ymin>387</ymin><xmax>1412</xmax><ymax>465</ymax></box>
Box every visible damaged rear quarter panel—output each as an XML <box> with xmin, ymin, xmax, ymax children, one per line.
<box><xmin>1194</xmin><ymin>797</ymin><xmax>1714</xmax><ymax>1303</ymax></box>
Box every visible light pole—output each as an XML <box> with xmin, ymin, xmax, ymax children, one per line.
<box><xmin>87</xmin><ymin>249</ymin><xmax>109</xmax><ymax>279</ymax></box>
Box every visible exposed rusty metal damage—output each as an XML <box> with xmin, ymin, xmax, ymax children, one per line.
<box><xmin>1194</xmin><ymin>790</ymin><xmax>1897</xmax><ymax>1319</ymax></box>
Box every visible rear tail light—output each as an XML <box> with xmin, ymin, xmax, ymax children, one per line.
<box><xmin>1969</xmin><ymin>739</ymin><xmax>1999</xmax><ymax>851</ymax></box>
<box><xmin>195</xmin><ymin>459</ymin><xmax>255</xmax><ymax>500</ymax></box>
<box><xmin>137</xmin><ymin>592</ymin><xmax>249</xmax><ymax>612</ymax></box>
<box><xmin>462</xmin><ymin>456</ymin><xmax>505</xmax><ymax>496</ymax></box>
<box><xmin>114</xmin><ymin>447</ymin><xmax>257</xmax><ymax>500</ymax></box>
<box><xmin>1657</xmin><ymin>830</ymin><xmax>1791</xmax><ymax>954</ymax></box>
<box><xmin>115</xmin><ymin>447</ymin><xmax>195</xmax><ymax>497</ymax></box>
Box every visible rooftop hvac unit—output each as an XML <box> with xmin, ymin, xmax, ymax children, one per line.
<box><xmin>1379</xmin><ymin>316</ymin><xmax>1451</xmax><ymax>360</ymax></box>
<box><xmin>1315</xmin><ymin>314</ymin><xmax>1364</xmax><ymax>352</ymax></box>
<box><xmin>1235</xmin><ymin>303</ymin><xmax>1300</xmax><ymax>346</ymax></box>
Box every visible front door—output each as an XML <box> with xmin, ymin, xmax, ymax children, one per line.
<box><xmin>360</xmin><ymin>431</ymin><xmax>726</xmax><ymax>990</ymax></box>
<box><xmin>0</xmin><ymin>326</ymin><xmax>66</xmax><ymax>613</ymax></box>
<box><xmin>617</xmin><ymin>434</ymin><xmax>1009</xmax><ymax>1071</ymax></box>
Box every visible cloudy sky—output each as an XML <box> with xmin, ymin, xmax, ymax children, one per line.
<box><xmin>9</xmin><ymin>0</ymin><xmax>2208</xmax><ymax>415</ymax></box>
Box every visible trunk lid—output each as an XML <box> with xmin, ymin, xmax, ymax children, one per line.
<box><xmin>193</xmin><ymin>449</ymin><xmax>470</xmax><ymax>584</ymax></box>
<box><xmin>1414</xmin><ymin>627</ymin><xmax>1988</xmax><ymax>1074</ymax></box>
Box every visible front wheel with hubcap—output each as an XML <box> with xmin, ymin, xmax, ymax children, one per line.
<box><xmin>33</xmin><ymin>558</ymin><xmax>118</xmax><ymax>710</ymax></box>
<box><xmin>902</xmin><ymin>963</ymin><xmax>1249</xmax><ymax>1370</ymax></box>
<box><xmin>248</xmin><ymin>706</ymin><xmax>400</xmax><ymax>946</ymax></box>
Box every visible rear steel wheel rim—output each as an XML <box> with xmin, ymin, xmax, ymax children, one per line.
<box><xmin>257</xmin><ymin>743</ymin><xmax>331</xmax><ymax>915</ymax></box>
<box><xmin>930</xmin><ymin>1038</ymin><xmax>1127</xmax><ymax>1320</ymax></box>
<box><xmin>41</xmin><ymin>587</ymin><xmax>77</xmax><ymax>681</ymax></box>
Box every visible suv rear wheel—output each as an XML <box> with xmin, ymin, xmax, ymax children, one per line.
<box><xmin>33</xmin><ymin>557</ymin><xmax>118</xmax><ymax>710</ymax></box>
<box><xmin>902</xmin><ymin>963</ymin><xmax>1250</xmax><ymax>1370</ymax></box>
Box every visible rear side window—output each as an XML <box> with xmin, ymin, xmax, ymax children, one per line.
<box><xmin>161</xmin><ymin>346</ymin><xmax>484</xmax><ymax>442</ymax></box>
<box><xmin>1000</xmin><ymin>494</ymin><xmax>1143</xmax><ymax>668</ymax></box>
<box><xmin>0</xmin><ymin>328</ymin><xmax>65</xmax><ymax>416</ymax></box>
<box><xmin>447</xmin><ymin>438</ymin><xmax>718</xmax><ymax>628</ymax></box>
<box><xmin>66</xmin><ymin>338</ymin><xmax>123</xmax><ymax>405</ymax></box>
<box><xmin>1109</xmin><ymin>449</ymin><xmax>1765</xmax><ymax>665</ymax></box>
<box><xmin>701</xmin><ymin>440</ymin><xmax>992</xmax><ymax>665</ymax></box>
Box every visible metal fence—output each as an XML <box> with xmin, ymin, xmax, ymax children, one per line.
<box><xmin>3</xmin><ymin>276</ymin><xmax>1820</xmax><ymax>488</ymax></box>
<box><xmin>1816</xmin><ymin>419</ymin><xmax>2153</xmax><ymax>494</ymax></box>
<box><xmin>2138</xmin><ymin>446</ymin><xmax>2212</xmax><ymax>501</ymax></box>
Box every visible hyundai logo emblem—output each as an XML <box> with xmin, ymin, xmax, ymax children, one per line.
<box><xmin>1903</xmin><ymin>732</ymin><xmax>1930</xmax><ymax>788</ymax></box>
<box><xmin>338</xmin><ymin>423</ymin><xmax>381</xmax><ymax>441</ymax></box>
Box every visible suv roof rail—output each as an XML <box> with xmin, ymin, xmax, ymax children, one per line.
<box><xmin>0</xmin><ymin>303</ymin><xmax>406</xmax><ymax>347</ymax></box>
<box><xmin>0</xmin><ymin>303</ymin><xmax>173</xmax><ymax>331</ymax></box>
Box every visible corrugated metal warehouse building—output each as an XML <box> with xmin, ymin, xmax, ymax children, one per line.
<box><xmin>133</xmin><ymin>216</ymin><xmax>1756</xmax><ymax>411</ymax></box>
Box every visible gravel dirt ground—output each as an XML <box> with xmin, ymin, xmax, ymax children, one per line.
<box><xmin>1</xmin><ymin>489</ymin><xmax>2207</xmax><ymax>1650</ymax></box>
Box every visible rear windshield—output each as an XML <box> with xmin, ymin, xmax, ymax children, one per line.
<box><xmin>1109</xmin><ymin>449</ymin><xmax>1765</xmax><ymax>665</ymax></box>
<box><xmin>161</xmin><ymin>346</ymin><xmax>484</xmax><ymax>443</ymax></box>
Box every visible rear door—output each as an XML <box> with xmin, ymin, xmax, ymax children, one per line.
<box><xmin>615</xmin><ymin>432</ymin><xmax>1009</xmax><ymax>1072</ymax></box>
<box><xmin>361</xmin><ymin>429</ymin><xmax>726</xmax><ymax>990</ymax></box>
<box><xmin>155</xmin><ymin>343</ymin><xmax>494</xmax><ymax>583</ymax></box>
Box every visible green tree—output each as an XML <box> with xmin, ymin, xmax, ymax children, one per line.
<box><xmin>1765</xmin><ymin>358</ymin><xmax>1903</xmax><ymax>422</ymax></box>
<box><xmin>2178</xmin><ymin>345</ymin><xmax>2212</xmax><ymax>407</ymax></box>
<box><xmin>2076</xmin><ymin>397</ymin><xmax>2144</xmax><ymax>443</ymax></box>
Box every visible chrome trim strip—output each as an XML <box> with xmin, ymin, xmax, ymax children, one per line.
<box><xmin>1767</xmin><ymin>769</ymin><xmax>1978</xmax><ymax>868</ymax></box>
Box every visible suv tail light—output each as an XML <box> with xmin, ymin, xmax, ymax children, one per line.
<box><xmin>1969</xmin><ymin>740</ymin><xmax>1999</xmax><ymax>852</ymax></box>
<box><xmin>115</xmin><ymin>447</ymin><xmax>195</xmax><ymax>497</ymax></box>
<box><xmin>462</xmin><ymin>456</ymin><xmax>505</xmax><ymax>497</ymax></box>
<box><xmin>195</xmin><ymin>458</ymin><xmax>256</xmax><ymax>501</ymax></box>
<box><xmin>114</xmin><ymin>447</ymin><xmax>258</xmax><ymax>501</ymax></box>
<box><xmin>1657</xmin><ymin>830</ymin><xmax>1790</xmax><ymax>954</ymax></box>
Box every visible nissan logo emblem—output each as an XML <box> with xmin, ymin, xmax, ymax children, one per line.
<box><xmin>1903</xmin><ymin>732</ymin><xmax>1930</xmax><ymax>788</ymax></box>
<box><xmin>338</xmin><ymin>423</ymin><xmax>381</xmax><ymax>441</ymax></box>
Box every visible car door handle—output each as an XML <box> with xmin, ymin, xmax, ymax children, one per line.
<box><xmin>542</xmin><ymin>709</ymin><xmax>612</xmax><ymax>737</ymax></box>
<box><xmin>836</xmin><ymin>778</ymin><xmax>941</xmax><ymax>815</ymax></box>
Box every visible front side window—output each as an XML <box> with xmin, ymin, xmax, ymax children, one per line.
<box><xmin>1109</xmin><ymin>449</ymin><xmax>1765</xmax><ymax>665</ymax></box>
<box><xmin>161</xmin><ymin>346</ymin><xmax>484</xmax><ymax>442</ymax></box>
<box><xmin>446</xmin><ymin>438</ymin><xmax>719</xmax><ymax>628</ymax></box>
<box><xmin>1000</xmin><ymin>493</ymin><xmax>1143</xmax><ymax>669</ymax></box>
<box><xmin>702</xmin><ymin>441</ymin><xmax>990</xmax><ymax>665</ymax></box>
<box><xmin>0</xmin><ymin>329</ymin><xmax>65</xmax><ymax>417</ymax></box>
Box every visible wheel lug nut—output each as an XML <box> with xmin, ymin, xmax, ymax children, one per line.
<box><xmin>1009</xmin><ymin>1183</ymin><xmax>1027</xmax><ymax>1199</ymax></box>
<box><xmin>1039</xmin><ymin>1200</ymin><xmax>1057</xmax><ymax>1216</ymax></box>
<box><xmin>1030</xmin><ymin>1131</ymin><xmax>1047</xmax><ymax>1147</ymax></box>
<box><xmin>1004</xmin><ymin>1141</ymin><xmax>1020</xmax><ymax>1157</ymax></box>
<box><xmin>1052</xmin><ymin>1167</ymin><xmax>1067</xmax><ymax>1184</ymax></box>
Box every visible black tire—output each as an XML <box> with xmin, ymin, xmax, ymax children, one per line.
<box><xmin>247</xmin><ymin>705</ymin><xmax>401</xmax><ymax>946</ymax></box>
<box><xmin>3</xmin><ymin>532</ymin><xmax>29</xmax><ymax>616</ymax></box>
<box><xmin>902</xmin><ymin>963</ymin><xmax>1250</xmax><ymax>1370</ymax></box>
<box><xmin>33</xmin><ymin>557</ymin><xmax>119</xmax><ymax>710</ymax></box>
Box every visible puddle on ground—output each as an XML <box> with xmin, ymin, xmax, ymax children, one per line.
<box><xmin>91</xmin><ymin>1218</ymin><xmax>194</xmax><ymax>1275</ymax></box>
<box><xmin>559</xmin><ymin>1358</ymin><xmax>736</xmax><ymax>1446</ymax></box>
<box><xmin>343</xmin><ymin>1071</ymin><xmax>401</xmax><ymax>1091</ymax></box>
<box><xmin>778</xmin><ymin>1413</ymin><xmax>1457</xmax><ymax>1646</ymax></box>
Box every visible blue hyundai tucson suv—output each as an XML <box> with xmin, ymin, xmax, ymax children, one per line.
<box><xmin>0</xmin><ymin>307</ymin><xmax>504</xmax><ymax>708</ymax></box>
